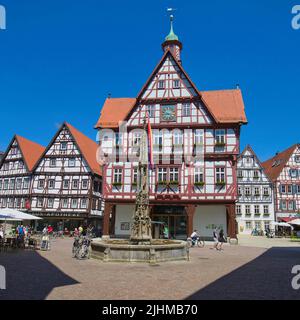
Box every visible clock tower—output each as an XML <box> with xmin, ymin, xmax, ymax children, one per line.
<box><xmin>162</xmin><ymin>14</ymin><xmax>183</xmax><ymax>64</ymax></box>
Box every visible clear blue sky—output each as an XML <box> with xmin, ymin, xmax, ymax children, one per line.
<box><xmin>0</xmin><ymin>0</ymin><xmax>299</xmax><ymax>161</ymax></box>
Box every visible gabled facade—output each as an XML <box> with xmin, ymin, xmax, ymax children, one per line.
<box><xmin>30</xmin><ymin>123</ymin><xmax>103</xmax><ymax>230</ymax></box>
<box><xmin>262</xmin><ymin>144</ymin><xmax>300</xmax><ymax>220</ymax></box>
<box><xmin>236</xmin><ymin>146</ymin><xmax>275</xmax><ymax>234</ymax></box>
<box><xmin>96</xmin><ymin>19</ymin><xmax>247</xmax><ymax>240</ymax></box>
<box><xmin>0</xmin><ymin>135</ymin><xmax>45</xmax><ymax>210</ymax></box>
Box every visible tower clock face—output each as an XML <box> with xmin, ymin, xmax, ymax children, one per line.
<box><xmin>161</xmin><ymin>105</ymin><xmax>176</xmax><ymax>122</ymax></box>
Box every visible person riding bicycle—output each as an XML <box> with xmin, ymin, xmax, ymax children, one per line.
<box><xmin>190</xmin><ymin>230</ymin><xmax>200</xmax><ymax>246</ymax></box>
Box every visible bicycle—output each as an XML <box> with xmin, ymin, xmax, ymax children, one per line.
<box><xmin>187</xmin><ymin>236</ymin><xmax>205</xmax><ymax>248</ymax></box>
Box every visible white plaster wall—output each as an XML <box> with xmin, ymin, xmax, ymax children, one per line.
<box><xmin>193</xmin><ymin>205</ymin><xmax>227</xmax><ymax>238</ymax></box>
<box><xmin>115</xmin><ymin>204</ymin><xmax>135</xmax><ymax>237</ymax></box>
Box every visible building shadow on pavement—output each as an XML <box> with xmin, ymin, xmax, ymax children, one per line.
<box><xmin>0</xmin><ymin>250</ymin><xmax>79</xmax><ymax>300</ymax></box>
<box><xmin>186</xmin><ymin>247</ymin><xmax>300</xmax><ymax>300</ymax></box>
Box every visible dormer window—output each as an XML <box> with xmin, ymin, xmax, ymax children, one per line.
<box><xmin>158</xmin><ymin>80</ymin><xmax>165</xmax><ymax>89</ymax></box>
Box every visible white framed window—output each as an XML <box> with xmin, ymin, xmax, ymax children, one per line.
<box><xmin>9</xmin><ymin>179</ymin><xmax>15</xmax><ymax>190</ymax></box>
<box><xmin>263</xmin><ymin>205</ymin><xmax>269</xmax><ymax>214</ymax></box>
<box><xmin>48</xmin><ymin>180</ymin><xmax>55</xmax><ymax>189</ymax></box>
<box><xmin>238</xmin><ymin>186</ymin><xmax>242</xmax><ymax>196</ymax></box>
<box><xmin>60</xmin><ymin>142</ymin><xmax>67</xmax><ymax>151</ymax></box>
<box><xmin>254</xmin><ymin>187</ymin><xmax>260</xmax><ymax>196</ymax></box>
<box><xmin>288</xmin><ymin>201</ymin><xmax>295</xmax><ymax>210</ymax></box>
<box><xmin>173</xmin><ymin>79</ymin><xmax>180</xmax><ymax>89</ymax></box>
<box><xmin>158</xmin><ymin>80</ymin><xmax>165</xmax><ymax>89</ymax></box>
<box><xmin>290</xmin><ymin>169</ymin><xmax>298</xmax><ymax>178</ymax></box>
<box><xmin>0</xmin><ymin>180</ymin><xmax>2</xmax><ymax>190</ymax></box>
<box><xmin>68</xmin><ymin>158</ymin><xmax>76</xmax><ymax>167</ymax></box>
<box><xmin>194</xmin><ymin>167</ymin><xmax>204</xmax><ymax>184</ymax></box>
<box><xmin>11</xmin><ymin>147</ymin><xmax>17</xmax><ymax>155</ymax></box>
<box><xmin>158</xmin><ymin>168</ymin><xmax>167</xmax><ymax>183</ymax></box>
<box><xmin>38</xmin><ymin>179</ymin><xmax>45</xmax><ymax>189</ymax></box>
<box><xmin>253</xmin><ymin>170</ymin><xmax>260</xmax><ymax>179</ymax></box>
<box><xmin>8</xmin><ymin>198</ymin><xmax>14</xmax><ymax>208</ymax></box>
<box><xmin>2</xmin><ymin>198</ymin><xmax>7</xmax><ymax>208</ymax></box>
<box><xmin>113</xmin><ymin>168</ymin><xmax>123</xmax><ymax>184</ymax></box>
<box><xmin>182</xmin><ymin>103</ymin><xmax>191</xmax><ymax>117</ymax></box>
<box><xmin>81</xmin><ymin>199</ymin><xmax>88</xmax><ymax>209</ymax></box>
<box><xmin>236</xmin><ymin>205</ymin><xmax>241</xmax><ymax>215</ymax></box>
<box><xmin>16</xmin><ymin>178</ymin><xmax>22</xmax><ymax>190</ymax></box>
<box><xmin>153</xmin><ymin>131</ymin><xmax>163</xmax><ymax>146</ymax></box>
<box><xmin>237</xmin><ymin>170</ymin><xmax>243</xmax><ymax>178</ymax></box>
<box><xmin>295</xmin><ymin>155</ymin><xmax>300</xmax><ymax>163</ymax></box>
<box><xmin>245</xmin><ymin>205</ymin><xmax>251</xmax><ymax>215</ymax></box>
<box><xmin>147</xmin><ymin>105</ymin><xmax>155</xmax><ymax>118</ymax></box>
<box><xmin>132</xmin><ymin>132</ymin><xmax>142</xmax><ymax>147</ymax></box>
<box><xmin>215</xmin><ymin>129</ymin><xmax>226</xmax><ymax>145</ymax></box>
<box><xmin>3</xmin><ymin>162</ymin><xmax>9</xmax><ymax>171</ymax></box>
<box><xmin>254</xmin><ymin>205</ymin><xmax>260</xmax><ymax>215</ymax></box>
<box><xmin>297</xmin><ymin>185</ymin><xmax>300</xmax><ymax>194</ymax></box>
<box><xmin>263</xmin><ymin>187</ymin><xmax>269</xmax><ymax>196</ymax></box>
<box><xmin>287</xmin><ymin>185</ymin><xmax>293</xmax><ymax>194</ymax></box>
<box><xmin>18</xmin><ymin>161</ymin><xmax>24</xmax><ymax>169</ymax></box>
<box><xmin>169</xmin><ymin>168</ymin><xmax>179</xmax><ymax>183</ymax></box>
<box><xmin>16</xmin><ymin>198</ymin><xmax>21</xmax><ymax>209</ymax></box>
<box><xmin>133</xmin><ymin>168</ymin><xmax>138</xmax><ymax>184</ymax></box>
<box><xmin>72</xmin><ymin>180</ymin><xmax>79</xmax><ymax>189</ymax></box>
<box><xmin>71</xmin><ymin>199</ymin><xmax>78</xmax><ymax>209</ymax></box>
<box><xmin>281</xmin><ymin>200</ymin><xmax>287</xmax><ymax>210</ymax></box>
<box><xmin>47</xmin><ymin>198</ymin><xmax>54</xmax><ymax>208</ymax></box>
<box><xmin>63</xmin><ymin>180</ymin><xmax>69</xmax><ymax>190</ymax></box>
<box><xmin>216</xmin><ymin>167</ymin><xmax>225</xmax><ymax>184</ymax></box>
<box><xmin>245</xmin><ymin>187</ymin><xmax>251</xmax><ymax>196</ymax></box>
<box><xmin>173</xmin><ymin>130</ymin><xmax>183</xmax><ymax>146</ymax></box>
<box><xmin>37</xmin><ymin>198</ymin><xmax>44</xmax><ymax>208</ymax></box>
<box><xmin>194</xmin><ymin>130</ymin><xmax>204</xmax><ymax>146</ymax></box>
<box><xmin>82</xmin><ymin>180</ymin><xmax>88</xmax><ymax>190</ymax></box>
<box><xmin>50</xmin><ymin>159</ymin><xmax>56</xmax><ymax>167</ymax></box>
<box><xmin>23</xmin><ymin>178</ymin><xmax>30</xmax><ymax>189</ymax></box>
<box><xmin>62</xmin><ymin>199</ymin><xmax>68</xmax><ymax>209</ymax></box>
<box><xmin>3</xmin><ymin>179</ymin><xmax>9</xmax><ymax>190</ymax></box>
<box><xmin>280</xmin><ymin>185</ymin><xmax>286</xmax><ymax>194</ymax></box>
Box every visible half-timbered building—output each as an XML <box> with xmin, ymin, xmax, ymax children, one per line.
<box><xmin>236</xmin><ymin>145</ymin><xmax>275</xmax><ymax>234</ymax></box>
<box><xmin>96</xmin><ymin>19</ymin><xmax>248</xmax><ymax>240</ymax></box>
<box><xmin>0</xmin><ymin>135</ymin><xmax>45</xmax><ymax>211</ymax></box>
<box><xmin>262</xmin><ymin>144</ymin><xmax>300</xmax><ymax>221</ymax></box>
<box><xmin>30</xmin><ymin>123</ymin><xmax>103</xmax><ymax>231</ymax></box>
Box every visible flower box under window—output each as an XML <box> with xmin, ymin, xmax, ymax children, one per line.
<box><xmin>157</xmin><ymin>181</ymin><xmax>168</xmax><ymax>186</ymax></box>
<box><xmin>131</xmin><ymin>182</ymin><xmax>138</xmax><ymax>187</ymax></box>
<box><xmin>216</xmin><ymin>181</ymin><xmax>226</xmax><ymax>186</ymax></box>
<box><xmin>215</xmin><ymin>142</ymin><xmax>226</xmax><ymax>147</ymax></box>
<box><xmin>194</xmin><ymin>181</ymin><xmax>205</xmax><ymax>187</ymax></box>
<box><xmin>112</xmin><ymin>182</ymin><xmax>123</xmax><ymax>187</ymax></box>
<box><xmin>169</xmin><ymin>181</ymin><xmax>179</xmax><ymax>186</ymax></box>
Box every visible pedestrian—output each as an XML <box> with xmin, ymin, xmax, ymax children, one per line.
<box><xmin>0</xmin><ymin>224</ymin><xmax>4</xmax><ymax>239</ymax></box>
<box><xmin>217</xmin><ymin>229</ymin><xmax>226</xmax><ymax>251</ymax></box>
<box><xmin>211</xmin><ymin>228</ymin><xmax>219</xmax><ymax>250</ymax></box>
<box><xmin>79</xmin><ymin>225</ymin><xmax>83</xmax><ymax>235</ymax></box>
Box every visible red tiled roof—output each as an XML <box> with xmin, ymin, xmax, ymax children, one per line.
<box><xmin>95</xmin><ymin>90</ymin><xmax>247</xmax><ymax>128</ymax></box>
<box><xmin>200</xmin><ymin>89</ymin><xmax>247</xmax><ymax>124</ymax></box>
<box><xmin>65</xmin><ymin>123</ymin><xmax>102</xmax><ymax>176</ymax></box>
<box><xmin>262</xmin><ymin>144</ymin><xmax>298</xmax><ymax>181</ymax></box>
<box><xmin>95</xmin><ymin>98</ymin><xmax>137</xmax><ymax>129</ymax></box>
<box><xmin>15</xmin><ymin>135</ymin><xmax>45</xmax><ymax>171</ymax></box>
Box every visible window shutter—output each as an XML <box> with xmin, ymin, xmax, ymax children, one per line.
<box><xmin>279</xmin><ymin>185</ymin><xmax>282</xmax><ymax>194</ymax></box>
<box><xmin>294</xmin><ymin>201</ymin><xmax>297</xmax><ymax>211</ymax></box>
<box><xmin>279</xmin><ymin>201</ymin><xmax>283</xmax><ymax>210</ymax></box>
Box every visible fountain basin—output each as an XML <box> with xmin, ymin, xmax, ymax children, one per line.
<box><xmin>91</xmin><ymin>238</ymin><xmax>189</xmax><ymax>263</ymax></box>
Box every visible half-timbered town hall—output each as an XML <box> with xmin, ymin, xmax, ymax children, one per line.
<box><xmin>96</xmin><ymin>18</ymin><xmax>248</xmax><ymax>240</ymax></box>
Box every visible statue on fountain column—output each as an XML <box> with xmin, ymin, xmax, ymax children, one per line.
<box><xmin>130</xmin><ymin>119</ymin><xmax>152</xmax><ymax>244</ymax></box>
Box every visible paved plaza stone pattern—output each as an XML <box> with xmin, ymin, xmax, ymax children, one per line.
<box><xmin>0</xmin><ymin>238</ymin><xmax>299</xmax><ymax>300</ymax></box>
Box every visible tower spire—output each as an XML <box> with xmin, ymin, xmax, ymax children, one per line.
<box><xmin>162</xmin><ymin>10</ymin><xmax>183</xmax><ymax>63</ymax></box>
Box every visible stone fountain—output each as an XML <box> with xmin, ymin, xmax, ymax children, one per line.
<box><xmin>91</xmin><ymin>120</ymin><xmax>188</xmax><ymax>263</ymax></box>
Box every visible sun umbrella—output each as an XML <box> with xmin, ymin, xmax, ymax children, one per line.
<box><xmin>0</xmin><ymin>208</ymin><xmax>42</xmax><ymax>221</ymax></box>
<box><xmin>289</xmin><ymin>219</ymin><xmax>300</xmax><ymax>226</ymax></box>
